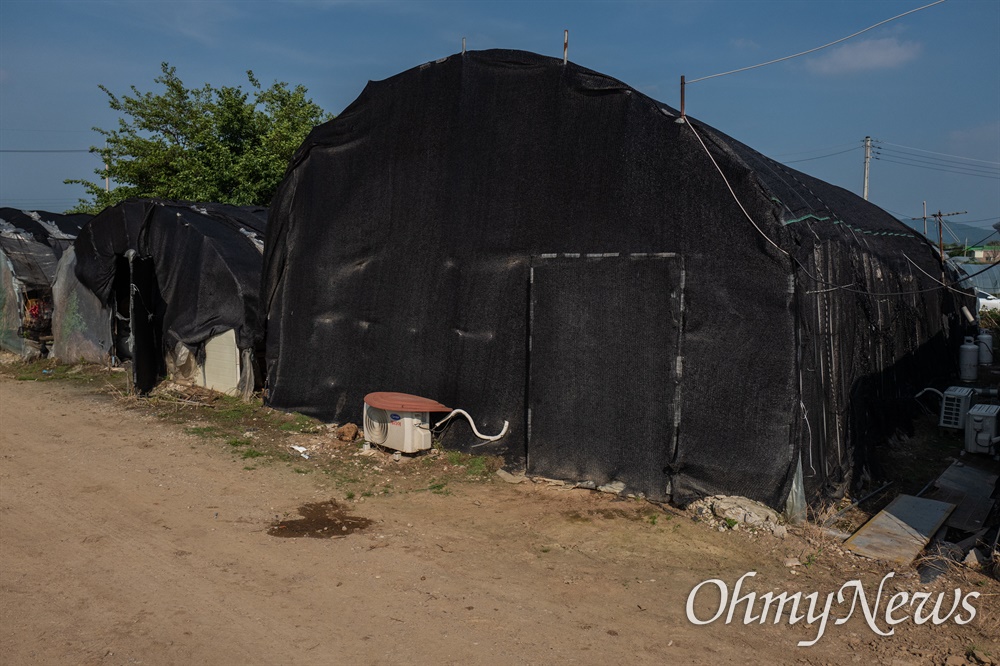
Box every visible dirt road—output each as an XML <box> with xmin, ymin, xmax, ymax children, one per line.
<box><xmin>1</xmin><ymin>376</ymin><xmax>997</xmax><ymax>665</ymax></box>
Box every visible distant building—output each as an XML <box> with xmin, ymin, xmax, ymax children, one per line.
<box><xmin>966</xmin><ymin>245</ymin><xmax>1000</xmax><ymax>262</ymax></box>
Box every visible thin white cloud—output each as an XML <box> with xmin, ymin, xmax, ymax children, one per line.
<box><xmin>85</xmin><ymin>0</ymin><xmax>244</xmax><ymax>47</ymax></box>
<box><xmin>805</xmin><ymin>37</ymin><xmax>921</xmax><ymax>75</ymax></box>
<box><xmin>730</xmin><ymin>38</ymin><xmax>760</xmax><ymax>51</ymax></box>
<box><xmin>947</xmin><ymin>121</ymin><xmax>1000</xmax><ymax>163</ymax></box>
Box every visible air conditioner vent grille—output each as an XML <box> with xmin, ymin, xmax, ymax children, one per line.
<box><xmin>940</xmin><ymin>386</ymin><xmax>975</xmax><ymax>430</ymax></box>
<box><xmin>364</xmin><ymin>407</ymin><xmax>389</xmax><ymax>445</ymax></box>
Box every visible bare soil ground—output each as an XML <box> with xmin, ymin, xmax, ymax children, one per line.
<box><xmin>1</xmin><ymin>364</ymin><xmax>998</xmax><ymax>665</ymax></box>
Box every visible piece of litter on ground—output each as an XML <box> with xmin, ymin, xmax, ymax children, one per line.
<box><xmin>597</xmin><ymin>480</ymin><xmax>626</xmax><ymax>495</ymax></box>
<box><xmin>290</xmin><ymin>445</ymin><xmax>310</xmax><ymax>459</ymax></box>
<box><xmin>496</xmin><ymin>469</ymin><xmax>526</xmax><ymax>484</ymax></box>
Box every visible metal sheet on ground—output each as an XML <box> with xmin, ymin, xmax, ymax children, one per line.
<box><xmin>929</xmin><ymin>462</ymin><xmax>998</xmax><ymax>533</ymax></box>
<box><xmin>844</xmin><ymin>494</ymin><xmax>956</xmax><ymax>565</ymax></box>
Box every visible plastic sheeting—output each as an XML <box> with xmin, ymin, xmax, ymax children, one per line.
<box><xmin>51</xmin><ymin>247</ymin><xmax>113</xmax><ymax>364</ymax></box>
<box><xmin>73</xmin><ymin>200</ymin><xmax>267</xmax><ymax>392</ymax></box>
<box><xmin>0</xmin><ymin>208</ymin><xmax>90</xmax><ymax>357</ymax></box>
<box><xmin>950</xmin><ymin>258</ymin><xmax>1000</xmax><ymax>295</ymax></box>
<box><xmin>262</xmin><ymin>50</ymin><xmax>972</xmax><ymax>509</ymax></box>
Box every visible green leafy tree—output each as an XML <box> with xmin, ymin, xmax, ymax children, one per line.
<box><xmin>66</xmin><ymin>63</ymin><xmax>330</xmax><ymax>213</ymax></box>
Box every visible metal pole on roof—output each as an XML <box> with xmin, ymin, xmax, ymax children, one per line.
<box><xmin>462</xmin><ymin>37</ymin><xmax>466</xmax><ymax>55</ymax></box>
<box><xmin>862</xmin><ymin>136</ymin><xmax>871</xmax><ymax>200</ymax></box>
<box><xmin>923</xmin><ymin>200</ymin><xmax>927</xmax><ymax>237</ymax></box>
<box><xmin>563</xmin><ymin>30</ymin><xmax>568</xmax><ymax>65</ymax></box>
<box><xmin>680</xmin><ymin>76</ymin><xmax>686</xmax><ymax>119</ymax></box>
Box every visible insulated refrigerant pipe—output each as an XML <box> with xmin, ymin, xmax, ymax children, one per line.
<box><xmin>434</xmin><ymin>409</ymin><xmax>509</xmax><ymax>443</ymax></box>
<box><xmin>914</xmin><ymin>388</ymin><xmax>944</xmax><ymax>401</ymax></box>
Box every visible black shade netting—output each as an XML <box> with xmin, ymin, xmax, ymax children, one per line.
<box><xmin>263</xmin><ymin>49</ymin><xmax>968</xmax><ymax>509</ymax></box>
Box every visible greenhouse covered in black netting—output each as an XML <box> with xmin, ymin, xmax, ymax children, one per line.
<box><xmin>71</xmin><ymin>200</ymin><xmax>268</xmax><ymax>396</ymax></box>
<box><xmin>0</xmin><ymin>208</ymin><xmax>90</xmax><ymax>358</ymax></box>
<box><xmin>261</xmin><ymin>49</ymin><xmax>973</xmax><ymax>511</ymax></box>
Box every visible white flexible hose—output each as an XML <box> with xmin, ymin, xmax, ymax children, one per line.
<box><xmin>914</xmin><ymin>388</ymin><xmax>944</xmax><ymax>401</ymax></box>
<box><xmin>434</xmin><ymin>409</ymin><xmax>509</xmax><ymax>441</ymax></box>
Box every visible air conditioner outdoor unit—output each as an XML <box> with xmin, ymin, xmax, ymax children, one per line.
<box><xmin>940</xmin><ymin>386</ymin><xmax>975</xmax><ymax>429</ymax></box>
<box><xmin>964</xmin><ymin>403</ymin><xmax>1000</xmax><ymax>455</ymax></box>
<box><xmin>363</xmin><ymin>392</ymin><xmax>451</xmax><ymax>454</ymax></box>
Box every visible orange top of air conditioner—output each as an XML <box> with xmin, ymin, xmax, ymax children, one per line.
<box><xmin>364</xmin><ymin>392</ymin><xmax>451</xmax><ymax>413</ymax></box>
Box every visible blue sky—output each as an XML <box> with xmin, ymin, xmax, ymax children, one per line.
<box><xmin>1</xmin><ymin>0</ymin><xmax>997</xmax><ymax>235</ymax></box>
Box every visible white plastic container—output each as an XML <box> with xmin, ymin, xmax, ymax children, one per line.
<box><xmin>977</xmin><ymin>330</ymin><xmax>994</xmax><ymax>366</ymax></box>
<box><xmin>959</xmin><ymin>337</ymin><xmax>979</xmax><ymax>382</ymax></box>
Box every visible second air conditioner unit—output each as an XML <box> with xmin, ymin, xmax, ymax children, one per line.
<box><xmin>940</xmin><ymin>386</ymin><xmax>975</xmax><ymax>429</ymax></box>
<box><xmin>964</xmin><ymin>403</ymin><xmax>1000</xmax><ymax>455</ymax></box>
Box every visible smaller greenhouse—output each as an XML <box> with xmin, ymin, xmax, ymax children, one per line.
<box><xmin>951</xmin><ymin>257</ymin><xmax>1000</xmax><ymax>296</ymax></box>
<box><xmin>0</xmin><ymin>208</ymin><xmax>91</xmax><ymax>358</ymax></box>
<box><xmin>71</xmin><ymin>199</ymin><xmax>268</xmax><ymax>395</ymax></box>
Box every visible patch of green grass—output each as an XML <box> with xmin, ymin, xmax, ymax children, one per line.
<box><xmin>243</xmin><ymin>465</ymin><xmax>257</xmax><ymax>471</ymax></box>
<box><xmin>345</xmin><ymin>491</ymin><xmax>355</xmax><ymax>500</ymax></box>
<box><xmin>438</xmin><ymin>450</ymin><xmax>495</xmax><ymax>478</ymax></box>
<box><xmin>428</xmin><ymin>480</ymin><xmax>449</xmax><ymax>495</ymax></box>
<box><xmin>293</xmin><ymin>467</ymin><xmax>312</xmax><ymax>474</ymax></box>
<box><xmin>279</xmin><ymin>413</ymin><xmax>322</xmax><ymax>433</ymax></box>
<box><xmin>213</xmin><ymin>396</ymin><xmax>257</xmax><ymax>421</ymax></box>
<box><xmin>240</xmin><ymin>448</ymin><xmax>264</xmax><ymax>459</ymax></box>
<box><xmin>227</xmin><ymin>437</ymin><xmax>253</xmax><ymax>447</ymax></box>
<box><xmin>465</xmin><ymin>456</ymin><xmax>488</xmax><ymax>476</ymax></box>
<box><xmin>13</xmin><ymin>365</ymin><xmax>61</xmax><ymax>381</ymax></box>
<box><xmin>1</xmin><ymin>359</ymin><xmax>124</xmax><ymax>389</ymax></box>
<box><xmin>723</xmin><ymin>518</ymin><xmax>739</xmax><ymax>529</ymax></box>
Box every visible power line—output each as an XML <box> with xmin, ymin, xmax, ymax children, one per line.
<box><xmin>0</xmin><ymin>128</ymin><xmax>93</xmax><ymax>134</ymax></box>
<box><xmin>769</xmin><ymin>141</ymin><xmax>862</xmax><ymax>158</ymax></box>
<box><xmin>874</xmin><ymin>154</ymin><xmax>1000</xmax><ymax>178</ymax></box>
<box><xmin>874</xmin><ymin>146</ymin><xmax>1000</xmax><ymax>174</ymax></box>
<box><xmin>687</xmin><ymin>0</ymin><xmax>946</xmax><ymax>84</ymax></box>
<box><xmin>874</xmin><ymin>155</ymin><xmax>1000</xmax><ymax>179</ymax></box>
<box><xmin>876</xmin><ymin>140</ymin><xmax>1000</xmax><ymax>166</ymax></box>
<box><xmin>784</xmin><ymin>146</ymin><xmax>863</xmax><ymax>164</ymax></box>
<box><xmin>0</xmin><ymin>149</ymin><xmax>91</xmax><ymax>153</ymax></box>
<box><xmin>0</xmin><ymin>198</ymin><xmax>81</xmax><ymax>203</ymax></box>
<box><xmin>891</xmin><ymin>211</ymin><xmax>1000</xmax><ymax>230</ymax></box>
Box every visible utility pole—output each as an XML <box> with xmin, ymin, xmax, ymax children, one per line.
<box><xmin>932</xmin><ymin>209</ymin><xmax>968</xmax><ymax>254</ymax></box>
<box><xmin>908</xmin><ymin>207</ymin><xmax>967</xmax><ymax>281</ymax></box>
<box><xmin>863</xmin><ymin>136</ymin><xmax>871</xmax><ymax>201</ymax></box>
<box><xmin>933</xmin><ymin>209</ymin><xmax>968</xmax><ymax>282</ymax></box>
